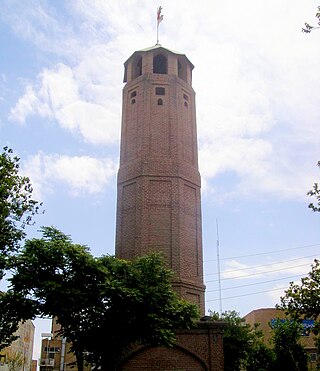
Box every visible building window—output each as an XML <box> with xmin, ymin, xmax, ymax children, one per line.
<box><xmin>310</xmin><ymin>353</ymin><xmax>317</xmax><ymax>363</ymax></box>
<box><xmin>155</xmin><ymin>87</ymin><xmax>165</xmax><ymax>95</ymax></box>
<box><xmin>130</xmin><ymin>91</ymin><xmax>137</xmax><ymax>98</ymax></box>
<box><xmin>157</xmin><ymin>98</ymin><xmax>163</xmax><ymax>106</ymax></box>
<box><xmin>184</xmin><ymin>101</ymin><xmax>188</xmax><ymax>108</ymax></box>
<box><xmin>178</xmin><ymin>59</ymin><xmax>188</xmax><ymax>82</ymax></box>
<box><xmin>131</xmin><ymin>99</ymin><xmax>136</xmax><ymax>104</ymax></box>
<box><xmin>44</xmin><ymin>347</ymin><xmax>60</xmax><ymax>353</ymax></box>
<box><xmin>183</xmin><ymin>93</ymin><xmax>189</xmax><ymax>102</ymax></box>
<box><xmin>132</xmin><ymin>55</ymin><xmax>142</xmax><ymax>80</ymax></box>
<box><xmin>153</xmin><ymin>54</ymin><xmax>167</xmax><ymax>74</ymax></box>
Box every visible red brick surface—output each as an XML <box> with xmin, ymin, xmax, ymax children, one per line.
<box><xmin>115</xmin><ymin>46</ymin><xmax>224</xmax><ymax>370</ymax></box>
<box><xmin>116</xmin><ymin>47</ymin><xmax>205</xmax><ymax>314</ymax></box>
<box><xmin>120</xmin><ymin>322</ymin><xmax>225</xmax><ymax>371</ymax></box>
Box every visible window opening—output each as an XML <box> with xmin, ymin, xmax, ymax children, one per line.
<box><xmin>131</xmin><ymin>99</ymin><xmax>136</xmax><ymax>104</ymax></box>
<box><xmin>184</xmin><ymin>101</ymin><xmax>188</xmax><ymax>108</ymax></box>
<box><xmin>183</xmin><ymin>93</ymin><xmax>189</xmax><ymax>101</ymax></box>
<box><xmin>130</xmin><ymin>91</ymin><xmax>136</xmax><ymax>98</ymax></box>
<box><xmin>310</xmin><ymin>353</ymin><xmax>317</xmax><ymax>362</ymax></box>
<box><xmin>153</xmin><ymin>54</ymin><xmax>167</xmax><ymax>74</ymax></box>
<box><xmin>155</xmin><ymin>87</ymin><xmax>165</xmax><ymax>95</ymax></box>
<box><xmin>157</xmin><ymin>98</ymin><xmax>163</xmax><ymax>106</ymax></box>
<box><xmin>132</xmin><ymin>56</ymin><xmax>142</xmax><ymax>80</ymax></box>
<box><xmin>178</xmin><ymin>59</ymin><xmax>188</xmax><ymax>82</ymax></box>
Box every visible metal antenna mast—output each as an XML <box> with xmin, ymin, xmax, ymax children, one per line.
<box><xmin>216</xmin><ymin>218</ymin><xmax>223</xmax><ymax>315</ymax></box>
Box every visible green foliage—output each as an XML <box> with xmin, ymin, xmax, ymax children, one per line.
<box><xmin>280</xmin><ymin>259</ymin><xmax>320</xmax><ymax>320</ymax></box>
<box><xmin>302</xmin><ymin>6</ymin><xmax>320</xmax><ymax>33</ymax></box>
<box><xmin>4</xmin><ymin>227</ymin><xmax>199</xmax><ymax>370</ymax></box>
<box><xmin>209</xmin><ymin>310</ymin><xmax>274</xmax><ymax>371</ymax></box>
<box><xmin>0</xmin><ymin>146</ymin><xmax>41</xmax><ymax>278</ymax></box>
<box><xmin>0</xmin><ymin>291</ymin><xmax>36</xmax><ymax>350</ymax></box>
<box><xmin>270</xmin><ymin>319</ymin><xmax>308</xmax><ymax>371</ymax></box>
<box><xmin>280</xmin><ymin>259</ymin><xmax>320</xmax><ymax>369</ymax></box>
<box><xmin>307</xmin><ymin>161</ymin><xmax>320</xmax><ymax>212</ymax></box>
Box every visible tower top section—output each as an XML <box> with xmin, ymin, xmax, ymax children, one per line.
<box><xmin>123</xmin><ymin>44</ymin><xmax>194</xmax><ymax>85</ymax></box>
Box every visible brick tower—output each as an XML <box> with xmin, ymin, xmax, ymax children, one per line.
<box><xmin>115</xmin><ymin>44</ymin><xmax>205</xmax><ymax>315</ymax></box>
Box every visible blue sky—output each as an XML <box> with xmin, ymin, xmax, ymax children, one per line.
<box><xmin>1</xmin><ymin>0</ymin><xmax>320</xmax><ymax>360</ymax></box>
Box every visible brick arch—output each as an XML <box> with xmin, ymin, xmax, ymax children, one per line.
<box><xmin>120</xmin><ymin>344</ymin><xmax>208</xmax><ymax>371</ymax></box>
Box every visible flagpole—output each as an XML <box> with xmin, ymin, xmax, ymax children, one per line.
<box><xmin>156</xmin><ymin>6</ymin><xmax>163</xmax><ymax>45</ymax></box>
<box><xmin>157</xmin><ymin>23</ymin><xmax>159</xmax><ymax>44</ymax></box>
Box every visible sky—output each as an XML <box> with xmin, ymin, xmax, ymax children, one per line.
<box><xmin>1</xmin><ymin>0</ymin><xmax>320</xmax><ymax>362</ymax></box>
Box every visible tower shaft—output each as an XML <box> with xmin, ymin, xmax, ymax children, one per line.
<box><xmin>116</xmin><ymin>46</ymin><xmax>205</xmax><ymax>314</ymax></box>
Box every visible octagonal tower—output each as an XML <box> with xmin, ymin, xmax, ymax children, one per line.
<box><xmin>115</xmin><ymin>45</ymin><xmax>205</xmax><ymax>314</ymax></box>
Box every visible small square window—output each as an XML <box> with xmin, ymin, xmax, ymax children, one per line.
<box><xmin>310</xmin><ymin>353</ymin><xmax>317</xmax><ymax>362</ymax></box>
<box><xmin>155</xmin><ymin>87</ymin><xmax>165</xmax><ymax>95</ymax></box>
<box><xmin>157</xmin><ymin>98</ymin><xmax>163</xmax><ymax>106</ymax></box>
<box><xmin>183</xmin><ymin>93</ymin><xmax>189</xmax><ymax>101</ymax></box>
<box><xmin>131</xmin><ymin>99</ymin><xmax>136</xmax><ymax>104</ymax></box>
<box><xmin>130</xmin><ymin>91</ymin><xmax>136</xmax><ymax>98</ymax></box>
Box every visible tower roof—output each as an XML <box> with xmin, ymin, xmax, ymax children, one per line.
<box><xmin>124</xmin><ymin>44</ymin><xmax>194</xmax><ymax>70</ymax></box>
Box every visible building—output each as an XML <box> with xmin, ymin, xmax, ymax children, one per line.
<box><xmin>39</xmin><ymin>321</ymin><xmax>90</xmax><ymax>371</ymax></box>
<box><xmin>115</xmin><ymin>44</ymin><xmax>205</xmax><ymax>315</ymax></box>
<box><xmin>244</xmin><ymin>308</ymin><xmax>318</xmax><ymax>369</ymax></box>
<box><xmin>0</xmin><ymin>320</ymin><xmax>35</xmax><ymax>371</ymax></box>
<box><xmin>115</xmin><ymin>44</ymin><xmax>224</xmax><ymax>370</ymax></box>
<box><xmin>40</xmin><ymin>43</ymin><xmax>225</xmax><ymax>371</ymax></box>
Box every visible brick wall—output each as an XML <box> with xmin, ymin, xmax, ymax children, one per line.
<box><xmin>116</xmin><ymin>47</ymin><xmax>205</xmax><ymax>314</ymax></box>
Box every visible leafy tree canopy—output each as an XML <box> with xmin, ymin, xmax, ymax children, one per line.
<box><xmin>270</xmin><ymin>319</ymin><xmax>308</xmax><ymax>371</ymax></box>
<box><xmin>279</xmin><ymin>260</ymin><xmax>320</xmax><ymax>369</ymax></box>
<box><xmin>1</xmin><ymin>227</ymin><xmax>199</xmax><ymax>371</ymax></box>
<box><xmin>209</xmin><ymin>310</ymin><xmax>274</xmax><ymax>371</ymax></box>
<box><xmin>0</xmin><ymin>146</ymin><xmax>41</xmax><ymax>279</ymax></box>
<box><xmin>307</xmin><ymin>161</ymin><xmax>320</xmax><ymax>212</ymax></box>
<box><xmin>280</xmin><ymin>259</ymin><xmax>320</xmax><ymax>320</ymax></box>
<box><xmin>302</xmin><ymin>6</ymin><xmax>320</xmax><ymax>33</ymax></box>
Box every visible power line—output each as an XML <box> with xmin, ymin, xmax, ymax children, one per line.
<box><xmin>204</xmin><ymin>254</ymin><xmax>318</xmax><ymax>277</ymax></box>
<box><xmin>205</xmin><ymin>262</ymin><xmax>312</xmax><ymax>283</ymax></box>
<box><xmin>206</xmin><ymin>274</ymin><xmax>301</xmax><ymax>293</ymax></box>
<box><xmin>204</xmin><ymin>243</ymin><xmax>320</xmax><ymax>263</ymax></box>
<box><xmin>205</xmin><ymin>286</ymin><xmax>288</xmax><ymax>302</ymax></box>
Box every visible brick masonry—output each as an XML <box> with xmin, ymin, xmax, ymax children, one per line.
<box><xmin>115</xmin><ymin>45</ymin><xmax>224</xmax><ymax>370</ymax></box>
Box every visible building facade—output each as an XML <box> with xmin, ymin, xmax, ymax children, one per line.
<box><xmin>0</xmin><ymin>320</ymin><xmax>34</xmax><ymax>371</ymax></box>
<box><xmin>244</xmin><ymin>308</ymin><xmax>318</xmax><ymax>369</ymax></box>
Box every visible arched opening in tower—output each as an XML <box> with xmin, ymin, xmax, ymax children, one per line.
<box><xmin>178</xmin><ymin>58</ymin><xmax>188</xmax><ymax>82</ymax></box>
<box><xmin>153</xmin><ymin>54</ymin><xmax>167</xmax><ymax>74</ymax></box>
<box><xmin>132</xmin><ymin>55</ymin><xmax>142</xmax><ymax>79</ymax></box>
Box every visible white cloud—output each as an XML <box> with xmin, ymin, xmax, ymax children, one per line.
<box><xmin>6</xmin><ymin>0</ymin><xmax>320</xmax><ymax>201</ymax></box>
<box><xmin>10</xmin><ymin>63</ymin><xmax>120</xmax><ymax>145</ymax></box>
<box><xmin>222</xmin><ymin>257</ymin><xmax>315</xmax><ymax>280</ymax></box>
<box><xmin>22</xmin><ymin>152</ymin><xmax>117</xmax><ymax>199</ymax></box>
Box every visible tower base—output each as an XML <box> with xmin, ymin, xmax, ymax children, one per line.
<box><xmin>119</xmin><ymin>321</ymin><xmax>225</xmax><ymax>371</ymax></box>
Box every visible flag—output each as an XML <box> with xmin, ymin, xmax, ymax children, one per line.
<box><xmin>157</xmin><ymin>6</ymin><xmax>164</xmax><ymax>26</ymax></box>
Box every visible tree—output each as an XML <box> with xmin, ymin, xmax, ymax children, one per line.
<box><xmin>209</xmin><ymin>310</ymin><xmax>274</xmax><ymax>371</ymax></box>
<box><xmin>2</xmin><ymin>349</ymin><xmax>24</xmax><ymax>371</ymax></box>
<box><xmin>302</xmin><ymin>6</ymin><xmax>320</xmax><ymax>33</ymax></box>
<box><xmin>4</xmin><ymin>227</ymin><xmax>199</xmax><ymax>371</ymax></box>
<box><xmin>0</xmin><ymin>146</ymin><xmax>41</xmax><ymax>279</ymax></box>
<box><xmin>307</xmin><ymin>161</ymin><xmax>320</xmax><ymax>212</ymax></box>
<box><xmin>270</xmin><ymin>319</ymin><xmax>308</xmax><ymax>371</ymax></box>
<box><xmin>280</xmin><ymin>259</ymin><xmax>320</xmax><ymax>369</ymax></box>
<box><xmin>280</xmin><ymin>259</ymin><xmax>320</xmax><ymax>321</ymax></box>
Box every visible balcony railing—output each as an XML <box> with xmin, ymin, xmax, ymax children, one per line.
<box><xmin>40</xmin><ymin>358</ymin><xmax>54</xmax><ymax>367</ymax></box>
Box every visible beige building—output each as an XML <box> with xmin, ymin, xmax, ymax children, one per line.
<box><xmin>0</xmin><ymin>320</ymin><xmax>35</xmax><ymax>371</ymax></box>
<box><xmin>39</xmin><ymin>320</ymin><xmax>90</xmax><ymax>371</ymax></box>
<box><xmin>244</xmin><ymin>308</ymin><xmax>317</xmax><ymax>369</ymax></box>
